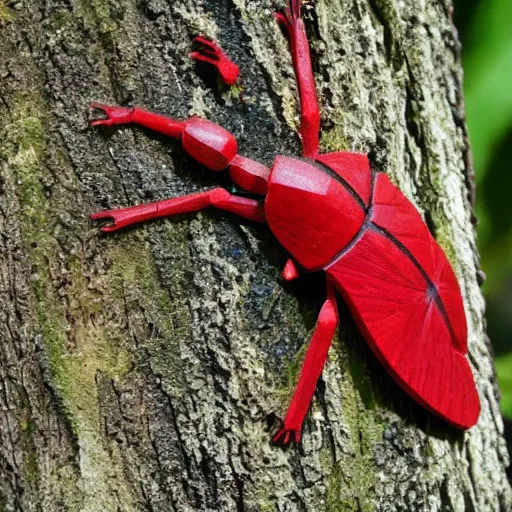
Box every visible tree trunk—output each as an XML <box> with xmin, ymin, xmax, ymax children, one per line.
<box><xmin>0</xmin><ymin>0</ymin><xmax>510</xmax><ymax>510</ymax></box>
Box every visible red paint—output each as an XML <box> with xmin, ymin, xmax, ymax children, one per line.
<box><xmin>191</xmin><ymin>36</ymin><xmax>240</xmax><ymax>86</ymax></box>
<box><xmin>89</xmin><ymin>0</ymin><xmax>480</xmax><ymax>445</ymax></box>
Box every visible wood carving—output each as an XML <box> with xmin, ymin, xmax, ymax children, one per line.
<box><xmin>89</xmin><ymin>0</ymin><xmax>480</xmax><ymax>446</ymax></box>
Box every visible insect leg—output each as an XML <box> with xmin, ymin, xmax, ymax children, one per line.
<box><xmin>273</xmin><ymin>278</ymin><xmax>338</xmax><ymax>445</ymax></box>
<box><xmin>91</xmin><ymin>188</ymin><xmax>265</xmax><ymax>232</ymax></box>
<box><xmin>89</xmin><ymin>106</ymin><xmax>271</xmax><ymax>191</ymax></box>
<box><xmin>89</xmin><ymin>104</ymin><xmax>184</xmax><ymax>138</ymax></box>
<box><xmin>191</xmin><ymin>36</ymin><xmax>240</xmax><ymax>86</ymax></box>
<box><xmin>276</xmin><ymin>1</ymin><xmax>320</xmax><ymax>158</ymax></box>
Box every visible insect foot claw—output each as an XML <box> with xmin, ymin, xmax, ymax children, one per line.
<box><xmin>91</xmin><ymin>202</ymin><xmax>160</xmax><ymax>232</ymax></box>
<box><xmin>89</xmin><ymin>103</ymin><xmax>135</xmax><ymax>127</ymax></box>
<box><xmin>272</xmin><ymin>426</ymin><xmax>301</xmax><ymax>447</ymax></box>
<box><xmin>191</xmin><ymin>36</ymin><xmax>240</xmax><ymax>86</ymax></box>
<box><xmin>90</xmin><ymin>211</ymin><xmax>118</xmax><ymax>232</ymax></box>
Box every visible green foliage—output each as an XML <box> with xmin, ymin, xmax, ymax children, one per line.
<box><xmin>464</xmin><ymin>0</ymin><xmax>512</xmax><ymax>187</ymax></box>
<box><xmin>460</xmin><ymin>0</ymin><xmax>512</xmax><ymax>419</ymax></box>
<box><xmin>496</xmin><ymin>353</ymin><xmax>512</xmax><ymax>419</ymax></box>
<box><xmin>0</xmin><ymin>1</ymin><xmax>14</xmax><ymax>23</ymax></box>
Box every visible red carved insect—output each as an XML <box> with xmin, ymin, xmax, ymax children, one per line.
<box><xmin>89</xmin><ymin>0</ymin><xmax>480</xmax><ymax>445</ymax></box>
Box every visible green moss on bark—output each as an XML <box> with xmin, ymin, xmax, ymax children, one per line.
<box><xmin>429</xmin><ymin>211</ymin><xmax>459</xmax><ymax>268</ymax></box>
<box><xmin>324</xmin><ymin>371</ymin><xmax>382</xmax><ymax>511</ymax></box>
<box><xmin>76</xmin><ymin>0</ymin><xmax>119</xmax><ymax>35</ymax></box>
<box><xmin>320</xmin><ymin>112</ymin><xmax>351</xmax><ymax>153</ymax></box>
<box><xmin>0</xmin><ymin>1</ymin><xmax>13</xmax><ymax>23</ymax></box>
<box><xmin>2</xmin><ymin>74</ymin><xmax>138</xmax><ymax>512</ymax></box>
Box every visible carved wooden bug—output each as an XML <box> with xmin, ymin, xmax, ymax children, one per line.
<box><xmin>89</xmin><ymin>0</ymin><xmax>480</xmax><ymax>445</ymax></box>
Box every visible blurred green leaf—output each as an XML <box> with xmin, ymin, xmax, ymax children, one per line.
<box><xmin>496</xmin><ymin>353</ymin><xmax>512</xmax><ymax>419</ymax></box>
<box><xmin>480</xmin><ymin>225</ymin><xmax>512</xmax><ymax>294</ymax></box>
<box><xmin>460</xmin><ymin>0</ymin><xmax>512</xmax><ymax>429</ymax></box>
<box><xmin>464</xmin><ymin>0</ymin><xmax>512</xmax><ymax>185</ymax></box>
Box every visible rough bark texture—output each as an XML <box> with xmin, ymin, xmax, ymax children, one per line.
<box><xmin>0</xmin><ymin>0</ymin><xmax>510</xmax><ymax>510</ymax></box>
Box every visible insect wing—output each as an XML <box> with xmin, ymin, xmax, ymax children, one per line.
<box><xmin>316</xmin><ymin>152</ymin><xmax>373</xmax><ymax>206</ymax></box>
<box><xmin>326</xmin><ymin>176</ymin><xmax>480</xmax><ymax>428</ymax></box>
<box><xmin>371</xmin><ymin>173</ymin><xmax>467</xmax><ymax>353</ymax></box>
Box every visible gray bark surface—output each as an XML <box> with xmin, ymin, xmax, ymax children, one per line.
<box><xmin>0</xmin><ymin>0</ymin><xmax>510</xmax><ymax>510</ymax></box>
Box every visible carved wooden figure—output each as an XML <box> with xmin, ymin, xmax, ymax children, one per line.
<box><xmin>89</xmin><ymin>0</ymin><xmax>480</xmax><ymax>446</ymax></box>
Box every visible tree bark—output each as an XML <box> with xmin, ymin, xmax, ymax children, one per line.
<box><xmin>0</xmin><ymin>0</ymin><xmax>510</xmax><ymax>510</ymax></box>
